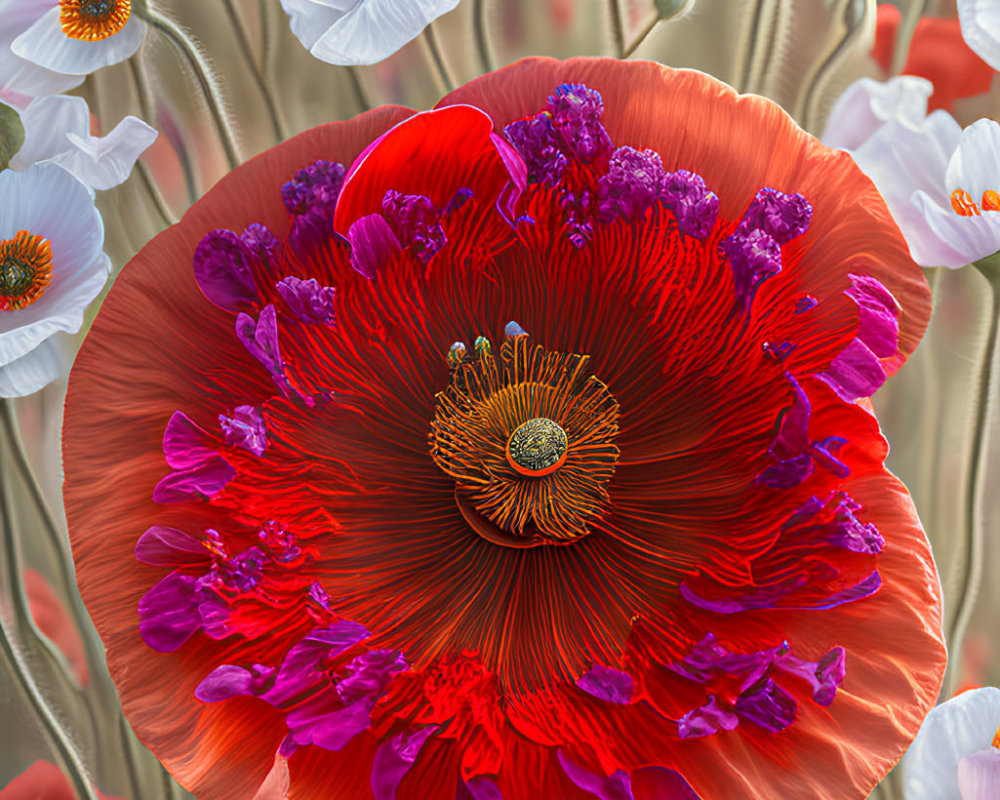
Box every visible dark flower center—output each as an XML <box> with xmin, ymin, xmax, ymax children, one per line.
<box><xmin>506</xmin><ymin>417</ymin><xmax>568</xmax><ymax>476</ymax></box>
<box><xmin>0</xmin><ymin>230</ymin><xmax>52</xmax><ymax>312</ymax></box>
<box><xmin>429</xmin><ymin>329</ymin><xmax>619</xmax><ymax>547</ymax></box>
<box><xmin>60</xmin><ymin>0</ymin><xmax>131</xmax><ymax>40</ymax></box>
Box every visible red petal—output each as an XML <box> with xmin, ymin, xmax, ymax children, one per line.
<box><xmin>437</xmin><ymin>58</ymin><xmax>930</xmax><ymax>373</ymax></box>
<box><xmin>63</xmin><ymin>106</ymin><xmax>413</xmax><ymax>800</ymax></box>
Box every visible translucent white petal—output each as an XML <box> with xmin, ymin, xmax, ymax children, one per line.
<box><xmin>822</xmin><ymin>76</ymin><xmax>933</xmax><ymax>151</ymax></box>
<box><xmin>958</xmin><ymin>749</ymin><xmax>1000</xmax><ymax>800</ymax></box>
<box><xmin>0</xmin><ymin>1</ymin><xmax>81</xmax><ymax>98</ymax></box>
<box><xmin>279</xmin><ymin>0</ymin><xmax>354</xmax><ymax>51</ymax></box>
<box><xmin>51</xmin><ymin>116</ymin><xmax>157</xmax><ymax>190</ymax></box>
<box><xmin>0</xmin><ymin>164</ymin><xmax>109</xmax><ymax>366</ymax></box>
<box><xmin>0</xmin><ymin>336</ymin><xmax>63</xmax><ymax>397</ymax></box>
<box><xmin>8</xmin><ymin>94</ymin><xmax>91</xmax><ymax>169</ymax></box>
<box><xmin>945</xmin><ymin>119</ymin><xmax>1000</xmax><ymax>202</ymax></box>
<box><xmin>959</xmin><ymin>0</ymin><xmax>1000</xmax><ymax>72</ymax></box>
<box><xmin>12</xmin><ymin>9</ymin><xmax>146</xmax><ymax>76</ymax></box>
<box><xmin>902</xmin><ymin>687</ymin><xmax>1000</xmax><ymax>800</ymax></box>
<box><xmin>911</xmin><ymin>190</ymin><xmax>1000</xmax><ymax>266</ymax></box>
<box><xmin>850</xmin><ymin>111</ymin><xmax>969</xmax><ymax>267</ymax></box>
<box><xmin>309</xmin><ymin>0</ymin><xmax>461</xmax><ymax>65</ymax></box>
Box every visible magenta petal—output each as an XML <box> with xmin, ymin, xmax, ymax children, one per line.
<box><xmin>195</xmin><ymin>665</ymin><xmax>255</xmax><ymax>702</ymax></box>
<box><xmin>138</xmin><ymin>572</ymin><xmax>201</xmax><ymax>652</ymax></box>
<box><xmin>847</xmin><ymin>273</ymin><xmax>899</xmax><ymax>359</ymax></box>
<box><xmin>348</xmin><ymin>213</ymin><xmax>402</xmax><ymax>279</ymax></box>
<box><xmin>631</xmin><ymin>768</ymin><xmax>701</xmax><ymax>800</ymax></box>
<box><xmin>152</xmin><ymin>457</ymin><xmax>235</xmax><ymax>504</ymax></box>
<box><xmin>557</xmin><ymin>751</ymin><xmax>633</xmax><ymax>800</ymax></box>
<box><xmin>135</xmin><ymin>526</ymin><xmax>208</xmax><ymax>566</ymax></box>
<box><xmin>162</xmin><ymin>411</ymin><xmax>215</xmax><ymax>470</ymax></box>
<box><xmin>193</xmin><ymin>229</ymin><xmax>260</xmax><ymax>312</ymax></box>
<box><xmin>459</xmin><ymin>777</ymin><xmax>503</xmax><ymax>800</ymax></box>
<box><xmin>677</xmin><ymin>696</ymin><xmax>739</xmax><ymax>738</ymax></box>
<box><xmin>219</xmin><ymin>405</ymin><xmax>268</xmax><ymax>456</ymax></box>
<box><xmin>370</xmin><ymin>726</ymin><xmax>439</xmax><ymax>800</ymax></box>
<box><xmin>820</xmin><ymin>339</ymin><xmax>886</xmax><ymax>401</ymax></box>
<box><xmin>577</xmin><ymin>663</ymin><xmax>633</xmax><ymax>704</ymax></box>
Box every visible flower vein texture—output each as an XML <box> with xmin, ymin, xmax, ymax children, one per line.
<box><xmin>63</xmin><ymin>58</ymin><xmax>945</xmax><ymax>800</ymax></box>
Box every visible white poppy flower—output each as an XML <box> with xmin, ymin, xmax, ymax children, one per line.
<box><xmin>847</xmin><ymin>112</ymin><xmax>1000</xmax><ymax>268</ymax></box>
<box><xmin>1</xmin><ymin>0</ymin><xmax>147</xmax><ymax>99</ymax></box>
<box><xmin>279</xmin><ymin>0</ymin><xmax>460</xmax><ymax>66</ymax></box>
<box><xmin>822</xmin><ymin>76</ymin><xmax>933</xmax><ymax>151</ymax></box>
<box><xmin>7</xmin><ymin>95</ymin><xmax>156</xmax><ymax>190</ymax></box>
<box><xmin>959</xmin><ymin>0</ymin><xmax>1000</xmax><ymax>71</ymax></box>
<box><xmin>0</xmin><ymin>163</ymin><xmax>110</xmax><ymax>396</ymax></box>
<box><xmin>902</xmin><ymin>687</ymin><xmax>1000</xmax><ymax>800</ymax></box>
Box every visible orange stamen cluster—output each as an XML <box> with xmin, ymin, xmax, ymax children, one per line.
<box><xmin>0</xmin><ymin>231</ymin><xmax>53</xmax><ymax>311</ymax></box>
<box><xmin>430</xmin><ymin>332</ymin><xmax>619</xmax><ymax>545</ymax></box>
<box><xmin>952</xmin><ymin>188</ymin><xmax>1000</xmax><ymax>216</ymax></box>
<box><xmin>993</xmin><ymin>723</ymin><xmax>1000</xmax><ymax>750</ymax></box>
<box><xmin>60</xmin><ymin>0</ymin><xmax>130</xmax><ymax>42</ymax></box>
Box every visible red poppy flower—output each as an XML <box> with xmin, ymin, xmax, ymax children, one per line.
<box><xmin>63</xmin><ymin>58</ymin><xmax>945</xmax><ymax>799</ymax></box>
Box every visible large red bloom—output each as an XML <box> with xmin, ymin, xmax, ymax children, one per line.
<box><xmin>63</xmin><ymin>59</ymin><xmax>944</xmax><ymax>799</ymax></box>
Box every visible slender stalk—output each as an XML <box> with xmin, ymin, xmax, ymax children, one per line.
<box><xmin>137</xmin><ymin>159</ymin><xmax>176</xmax><ymax>227</ymax></box>
<box><xmin>346</xmin><ymin>67</ymin><xmax>371</xmax><ymax>114</ymax></box>
<box><xmin>221</xmin><ymin>0</ymin><xmax>287</xmax><ymax>141</ymax></box>
<box><xmin>0</xmin><ymin>402</ymin><xmax>107</xmax><ymax>682</ymax></box>
<box><xmin>945</xmin><ymin>255</ymin><xmax>1000</xmax><ymax>695</ymax></box>
<box><xmin>139</xmin><ymin>6</ymin><xmax>241</xmax><ymax>169</ymax></box>
<box><xmin>623</xmin><ymin>13</ymin><xmax>658</xmax><ymax>58</ymax></box>
<box><xmin>607</xmin><ymin>0</ymin><xmax>626</xmax><ymax>57</ymax></box>
<box><xmin>422</xmin><ymin>24</ymin><xmax>456</xmax><ymax>93</ymax></box>
<box><xmin>0</xmin><ymin>438</ymin><xmax>97</xmax><ymax>800</ymax></box>
<box><xmin>473</xmin><ymin>0</ymin><xmax>494</xmax><ymax>73</ymax></box>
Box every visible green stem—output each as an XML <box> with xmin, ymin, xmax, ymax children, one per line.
<box><xmin>422</xmin><ymin>24</ymin><xmax>456</xmax><ymax>93</ymax></box>
<box><xmin>623</xmin><ymin>13</ymin><xmax>658</xmax><ymax>58</ymax></box>
<box><xmin>608</xmin><ymin>0</ymin><xmax>625</xmax><ymax>57</ymax></box>
<box><xmin>139</xmin><ymin>7</ymin><xmax>241</xmax><ymax>169</ymax></box>
<box><xmin>0</xmin><ymin>418</ymin><xmax>97</xmax><ymax>800</ymax></box>
<box><xmin>945</xmin><ymin>254</ymin><xmax>1000</xmax><ymax>695</ymax></box>
<box><xmin>221</xmin><ymin>0</ymin><xmax>287</xmax><ymax>141</ymax></box>
<box><xmin>473</xmin><ymin>0</ymin><xmax>494</xmax><ymax>72</ymax></box>
<box><xmin>0</xmin><ymin>402</ymin><xmax>107</xmax><ymax>684</ymax></box>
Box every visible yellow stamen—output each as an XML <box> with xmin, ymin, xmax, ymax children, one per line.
<box><xmin>60</xmin><ymin>0</ymin><xmax>130</xmax><ymax>42</ymax></box>
<box><xmin>0</xmin><ymin>231</ymin><xmax>53</xmax><ymax>311</ymax></box>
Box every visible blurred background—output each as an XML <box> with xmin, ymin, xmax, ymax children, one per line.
<box><xmin>1</xmin><ymin>0</ymin><xmax>994</xmax><ymax>797</ymax></box>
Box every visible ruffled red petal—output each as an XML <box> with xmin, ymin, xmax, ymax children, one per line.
<box><xmin>437</xmin><ymin>57</ymin><xmax>930</xmax><ymax>374</ymax></box>
<box><xmin>63</xmin><ymin>106</ymin><xmax>415</xmax><ymax>798</ymax></box>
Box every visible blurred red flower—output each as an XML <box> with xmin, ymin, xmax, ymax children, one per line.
<box><xmin>63</xmin><ymin>58</ymin><xmax>944</xmax><ymax>799</ymax></box>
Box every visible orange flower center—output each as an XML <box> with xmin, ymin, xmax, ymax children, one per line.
<box><xmin>0</xmin><ymin>231</ymin><xmax>53</xmax><ymax>311</ymax></box>
<box><xmin>951</xmin><ymin>189</ymin><xmax>1000</xmax><ymax>216</ymax></box>
<box><xmin>59</xmin><ymin>0</ymin><xmax>131</xmax><ymax>41</ymax></box>
<box><xmin>430</xmin><ymin>331</ymin><xmax>620</xmax><ymax>548</ymax></box>
<box><xmin>993</xmin><ymin>723</ymin><xmax>1000</xmax><ymax>749</ymax></box>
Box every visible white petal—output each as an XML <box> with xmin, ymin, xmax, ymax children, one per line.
<box><xmin>851</xmin><ymin>111</ymin><xmax>968</xmax><ymax>266</ymax></box>
<box><xmin>0</xmin><ymin>336</ymin><xmax>63</xmax><ymax>397</ymax></box>
<box><xmin>12</xmin><ymin>9</ymin><xmax>146</xmax><ymax>76</ymax></box>
<box><xmin>8</xmin><ymin>94</ymin><xmax>90</xmax><ymax>169</ymax></box>
<box><xmin>0</xmin><ymin>164</ymin><xmax>109</xmax><ymax>366</ymax></box>
<box><xmin>279</xmin><ymin>0</ymin><xmax>355</xmax><ymax>51</ymax></box>
<box><xmin>959</xmin><ymin>0</ymin><xmax>1000</xmax><ymax>72</ymax></box>
<box><xmin>51</xmin><ymin>115</ymin><xmax>157</xmax><ymax>190</ymax></box>
<box><xmin>902</xmin><ymin>687</ymin><xmax>1000</xmax><ymax>800</ymax></box>
<box><xmin>310</xmin><ymin>0</ymin><xmax>461</xmax><ymax>65</ymax></box>
<box><xmin>911</xmin><ymin>189</ymin><xmax>1000</xmax><ymax>266</ymax></box>
<box><xmin>946</xmin><ymin>118</ymin><xmax>1000</xmax><ymax>201</ymax></box>
<box><xmin>0</xmin><ymin>1</ymin><xmax>82</xmax><ymax>97</ymax></box>
<box><xmin>822</xmin><ymin>76</ymin><xmax>933</xmax><ymax>151</ymax></box>
<box><xmin>958</xmin><ymin>749</ymin><xmax>1000</xmax><ymax>800</ymax></box>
